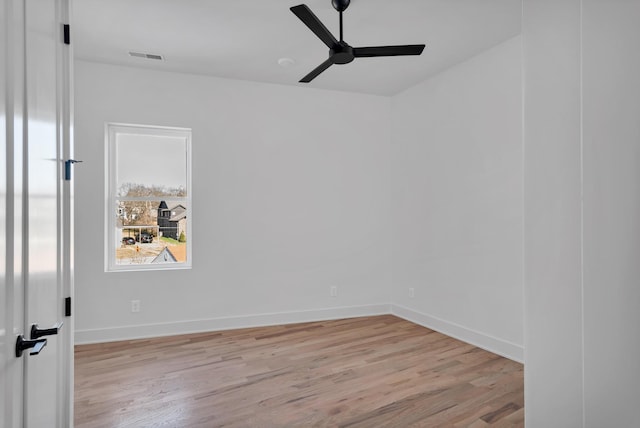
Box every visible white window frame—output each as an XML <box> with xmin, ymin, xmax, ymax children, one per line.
<box><xmin>105</xmin><ymin>123</ymin><xmax>192</xmax><ymax>272</ymax></box>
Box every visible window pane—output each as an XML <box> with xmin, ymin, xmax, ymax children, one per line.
<box><xmin>115</xmin><ymin>199</ymin><xmax>188</xmax><ymax>266</ymax></box>
<box><xmin>116</xmin><ymin>133</ymin><xmax>187</xmax><ymax>197</ymax></box>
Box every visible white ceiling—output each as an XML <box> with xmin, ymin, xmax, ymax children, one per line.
<box><xmin>73</xmin><ymin>0</ymin><xmax>521</xmax><ymax>96</ymax></box>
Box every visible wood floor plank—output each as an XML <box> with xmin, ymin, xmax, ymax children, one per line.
<box><xmin>75</xmin><ymin>315</ymin><xmax>523</xmax><ymax>427</ymax></box>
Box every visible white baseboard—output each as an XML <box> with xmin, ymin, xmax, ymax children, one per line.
<box><xmin>75</xmin><ymin>303</ymin><xmax>523</xmax><ymax>364</ymax></box>
<box><xmin>74</xmin><ymin>303</ymin><xmax>391</xmax><ymax>345</ymax></box>
<box><xmin>390</xmin><ymin>303</ymin><xmax>523</xmax><ymax>363</ymax></box>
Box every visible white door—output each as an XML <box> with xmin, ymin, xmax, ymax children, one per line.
<box><xmin>1</xmin><ymin>0</ymin><xmax>73</xmax><ymax>427</ymax></box>
<box><xmin>1</xmin><ymin>2</ymin><xmax>27</xmax><ymax>426</ymax></box>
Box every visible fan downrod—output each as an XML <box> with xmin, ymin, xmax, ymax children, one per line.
<box><xmin>331</xmin><ymin>0</ymin><xmax>350</xmax><ymax>12</ymax></box>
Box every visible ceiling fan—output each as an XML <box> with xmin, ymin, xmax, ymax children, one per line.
<box><xmin>290</xmin><ymin>0</ymin><xmax>425</xmax><ymax>83</ymax></box>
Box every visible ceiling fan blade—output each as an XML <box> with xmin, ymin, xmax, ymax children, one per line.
<box><xmin>290</xmin><ymin>4</ymin><xmax>338</xmax><ymax>49</ymax></box>
<box><xmin>299</xmin><ymin>58</ymin><xmax>333</xmax><ymax>83</ymax></box>
<box><xmin>353</xmin><ymin>44</ymin><xmax>426</xmax><ymax>58</ymax></box>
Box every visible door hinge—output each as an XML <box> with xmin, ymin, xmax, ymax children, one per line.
<box><xmin>63</xmin><ymin>24</ymin><xmax>70</xmax><ymax>45</ymax></box>
<box><xmin>65</xmin><ymin>297</ymin><xmax>72</xmax><ymax>317</ymax></box>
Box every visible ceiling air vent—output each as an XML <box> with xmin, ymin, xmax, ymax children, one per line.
<box><xmin>129</xmin><ymin>51</ymin><xmax>164</xmax><ymax>61</ymax></box>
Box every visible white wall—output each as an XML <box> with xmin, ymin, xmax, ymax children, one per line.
<box><xmin>523</xmin><ymin>1</ymin><xmax>584</xmax><ymax>425</ymax></box>
<box><xmin>523</xmin><ymin>0</ymin><xmax>640</xmax><ymax>426</ymax></box>
<box><xmin>74</xmin><ymin>61</ymin><xmax>392</xmax><ymax>342</ymax></box>
<box><xmin>389</xmin><ymin>37</ymin><xmax>524</xmax><ymax>361</ymax></box>
<box><xmin>583</xmin><ymin>2</ymin><xmax>640</xmax><ymax>425</ymax></box>
<box><xmin>74</xmin><ymin>40</ymin><xmax>525</xmax><ymax>362</ymax></box>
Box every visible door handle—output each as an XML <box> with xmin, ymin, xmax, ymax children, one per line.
<box><xmin>15</xmin><ymin>335</ymin><xmax>47</xmax><ymax>357</ymax></box>
<box><xmin>31</xmin><ymin>322</ymin><xmax>63</xmax><ymax>339</ymax></box>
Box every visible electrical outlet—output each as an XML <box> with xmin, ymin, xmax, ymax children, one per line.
<box><xmin>409</xmin><ymin>288</ymin><xmax>415</xmax><ymax>298</ymax></box>
<box><xmin>330</xmin><ymin>286</ymin><xmax>338</xmax><ymax>297</ymax></box>
<box><xmin>131</xmin><ymin>300</ymin><xmax>141</xmax><ymax>313</ymax></box>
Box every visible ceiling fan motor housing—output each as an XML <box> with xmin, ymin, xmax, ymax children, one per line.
<box><xmin>330</xmin><ymin>43</ymin><xmax>354</xmax><ymax>64</ymax></box>
<box><xmin>331</xmin><ymin>0</ymin><xmax>350</xmax><ymax>12</ymax></box>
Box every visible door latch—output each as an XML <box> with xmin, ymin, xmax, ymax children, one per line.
<box><xmin>15</xmin><ymin>335</ymin><xmax>47</xmax><ymax>357</ymax></box>
<box><xmin>64</xmin><ymin>159</ymin><xmax>83</xmax><ymax>181</ymax></box>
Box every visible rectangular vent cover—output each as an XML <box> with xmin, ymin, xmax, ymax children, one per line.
<box><xmin>129</xmin><ymin>51</ymin><xmax>164</xmax><ymax>61</ymax></box>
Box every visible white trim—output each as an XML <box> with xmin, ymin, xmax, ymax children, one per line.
<box><xmin>75</xmin><ymin>304</ymin><xmax>392</xmax><ymax>345</ymax></box>
<box><xmin>104</xmin><ymin>122</ymin><xmax>192</xmax><ymax>272</ymax></box>
<box><xmin>579</xmin><ymin>1</ymin><xmax>586</xmax><ymax>425</ymax></box>
<box><xmin>58</xmin><ymin>0</ymin><xmax>74</xmax><ymax>425</ymax></box>
<box><xmin>390</xmin><ymin>304</ymin><xmax>524</xmax><ymax>363</ymax></box>
<box><xmin>74</xmin><ymin>303</ymin><xmax>523</xmax><ymax>364</ymax></box>
<box><xmin>1</xmin><ymin>1</ymin><xmax>24</xmax><ymax>426</ymax></box>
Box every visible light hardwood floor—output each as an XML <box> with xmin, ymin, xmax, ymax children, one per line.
<box><xmin>75</xmin><ymin>315</ymin><xmax>523</xmax><ymax>427</ymax></box>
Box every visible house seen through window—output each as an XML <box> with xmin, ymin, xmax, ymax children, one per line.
<box><xmin>106</xmin><ymin>123</ymin><xmax>192</xmax><ymax>271</ymax></box>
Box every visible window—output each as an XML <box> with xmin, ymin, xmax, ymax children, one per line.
<box><xmin>106</xmin><ymin>123</ymin><xmax>191</xmax><ymax>271</ymax></box>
